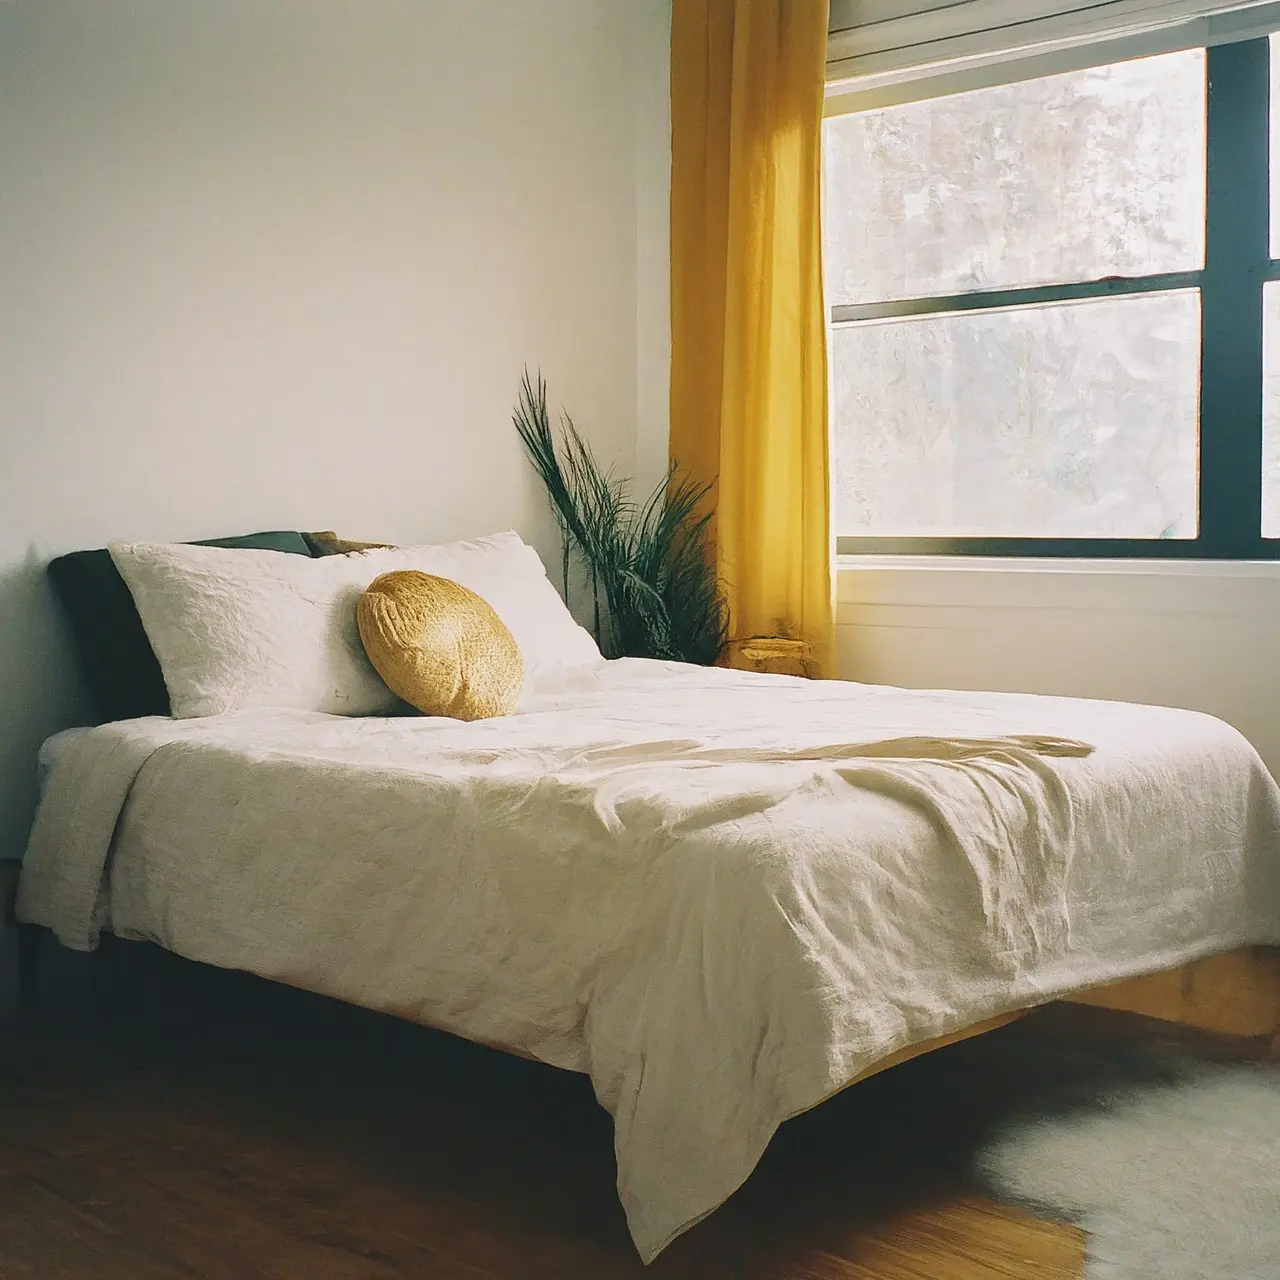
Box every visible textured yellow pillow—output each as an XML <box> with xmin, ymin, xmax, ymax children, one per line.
<box><xmin>356</xmin><ymin>571</ymin><xmax>524</xmax><ymax>720</ymax></box>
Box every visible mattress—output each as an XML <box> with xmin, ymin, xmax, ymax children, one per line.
<box><xmin>17</xmin><ymin>659</ymin><xmax>1280</xmax><ymax>1261</ymax></box>
<box><xmin>36</xmin><ymin>726</ymin><xmax>91</xmax><ymax>798</ymax></box>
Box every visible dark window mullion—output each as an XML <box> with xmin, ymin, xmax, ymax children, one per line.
<box><xmin>830</xmin><ymin>271</ymin><xmax>1202</xmax><ymax>326</ymax></box>
<box><xmin>835</xmin><ymin>536</ymin><xmax>1244</xmax><ymax>558</ymax></box>
<box><xmin>1201</xmin><ymin>39</ymin><xmax>1268</xmax><ymax>556</ymax></box>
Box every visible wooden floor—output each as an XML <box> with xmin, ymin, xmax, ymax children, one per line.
<box><xmin>2</xmin><ymin>941</ymin><xmax>1257</xmax><ymax>1280</ymax></box>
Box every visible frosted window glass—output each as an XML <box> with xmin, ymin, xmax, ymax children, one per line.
<box><xmin>825</xmin><ymin>51</ymin><xmax>1206</xmax><ymax>306</ymax></box>
<box><xmin>1265</xmin><ymin>282</ymin><xmax>1280</xmax><ymax>538</ymax></box>
<box><xmin>832</xmin><ymin>291</ymin><xmax>1200</xmax><ymax>538</ymax></box>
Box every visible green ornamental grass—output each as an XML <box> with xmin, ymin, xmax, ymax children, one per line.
<box><xmin>514</xmin><ymin>369</ymin><xmax>729</xmax><ymax>666</ymax></box>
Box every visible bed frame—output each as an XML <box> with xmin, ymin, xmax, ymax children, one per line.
<box><xmin>13</xmin><ymin>890</ymin><xmax>1278</xmax><ymax>1068</ymax></box>
<box><xmin>844</xmin><ymin>946</ymin><xmax>1280</xmax><ymax>1089</ymax></box>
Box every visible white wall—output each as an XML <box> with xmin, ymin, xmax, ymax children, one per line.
<box><xmin>632</xmin><ymin>0</ymin><xmax>673</xmax><ymax>496</ymax></box>
<box><xmin>0</xmin><ymin>0</ymin><xmax>671</xmax><ymax>859</ymax></box>
<box><xmin>837</xmin><ymin>559</ymin><xmax>1280</xmax><ymax>781</ymax></box>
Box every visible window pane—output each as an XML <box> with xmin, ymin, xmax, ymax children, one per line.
<box><xmin>1265</xmin><ymin>281</ymin><xmax>1280</xmax><ymax>538</ymax></box>
<box><xmin>832</xmin><ymin>291</ymin><xmax>1200</xmax><ymax>538</ymax></box>
<box><xmin>824</xmin><ymin>51</ymin><xmax>1206</xmax><ymax>306</ymax></box>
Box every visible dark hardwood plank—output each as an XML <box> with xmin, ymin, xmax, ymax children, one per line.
<box><xmin>0</xmin><ymin>1172</ymin><xmax>203</xmax><ymax>1280</ymax></box>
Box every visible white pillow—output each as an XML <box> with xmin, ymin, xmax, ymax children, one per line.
<box><xmin>109</xmin><ymin>532</ymin><xmax>602</xmax><ymax>719</ymax></box>
<box><xmin>361</xmin><ymin>533</ymin><xmax>603</xmax><ymax>681</ymax></box>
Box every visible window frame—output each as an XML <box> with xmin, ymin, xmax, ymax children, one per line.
<box><xmin>830</xmin><ymin>37</ymin><xmax>1280</xmax><ymax>560</ymax></box>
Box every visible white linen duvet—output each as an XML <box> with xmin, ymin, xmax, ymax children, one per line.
<box><xmin>18</xmin><ymin>660</ymin><xmax>1280</xmax><ymax>1261</ymax></box>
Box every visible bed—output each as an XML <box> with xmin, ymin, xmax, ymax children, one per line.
<box><xmin>18</xmin><ymin>655</ymin><xmax>1280</xmax><ymax>1263</ymax></box>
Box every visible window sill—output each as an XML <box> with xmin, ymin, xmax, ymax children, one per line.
<box><xmin>837</xmin><ymin>554</ymin><xmax>1280</xmax><ymax>578</ymax></box>
<box><xmin>836</xmin><ymin>555</ymin><xmax>1280</xmax><ymax>618</ymax></box>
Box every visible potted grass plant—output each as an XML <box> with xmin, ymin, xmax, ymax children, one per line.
<box><xmin>514</xmin><ymin>370</ymin><xmax>729</xmax><ymax>665</ymax></box>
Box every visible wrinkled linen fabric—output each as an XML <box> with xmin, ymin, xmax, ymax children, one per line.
<box><xmin>18</xmin><ymin>660</ymin><xmax>1280</xmax><ymax>1262</ymax></box>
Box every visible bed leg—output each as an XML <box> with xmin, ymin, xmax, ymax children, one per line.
<box><xmin>17</xmin><ymin>924</ymin><xmax>42</xmax><ymax>1013</ymax></box>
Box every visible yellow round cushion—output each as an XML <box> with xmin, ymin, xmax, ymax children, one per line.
<box><xmin>356</xmin><ymin>571</ymin><xmax>524</xmax><ymax>720</ymax></box>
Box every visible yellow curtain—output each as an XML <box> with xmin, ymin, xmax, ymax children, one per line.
<box><xmin>670</xmin><ymin>0</ymin><xmax>833</xmax><ymax>679</ymax></box>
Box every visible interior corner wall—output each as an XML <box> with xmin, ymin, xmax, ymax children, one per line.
<box><xmin>0</xmin><ymin>0</ymin><xmax>665</xmax><ymax>860</ymax></box>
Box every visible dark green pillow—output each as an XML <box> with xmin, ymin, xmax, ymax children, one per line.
<box><xmin>48</xmin><ymin>531</ymin><xmax>315</xmax><ymax>722</ymax></box>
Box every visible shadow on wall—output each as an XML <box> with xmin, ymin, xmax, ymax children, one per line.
<box><xmin>0</xmin><ymin>548</ymin><xmax>94</xmax><ymax>861</ymax></box>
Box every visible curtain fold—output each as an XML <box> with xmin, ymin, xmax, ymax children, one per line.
<box><xmin>670</xmin><ymin>0</ymin><xmax>834</xmax><ymax>679</ymax></box>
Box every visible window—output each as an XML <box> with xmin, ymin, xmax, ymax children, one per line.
<box><xmin>824</xmin><ymin>38</ymin><xmax>1280</xmax><ymax>557</ymax></box>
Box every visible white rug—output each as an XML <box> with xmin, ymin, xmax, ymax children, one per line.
<box><xmin>976</xmin><ymin>1061</ymin><xmax>1280</xmax><ymax>1280</ymax></box>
